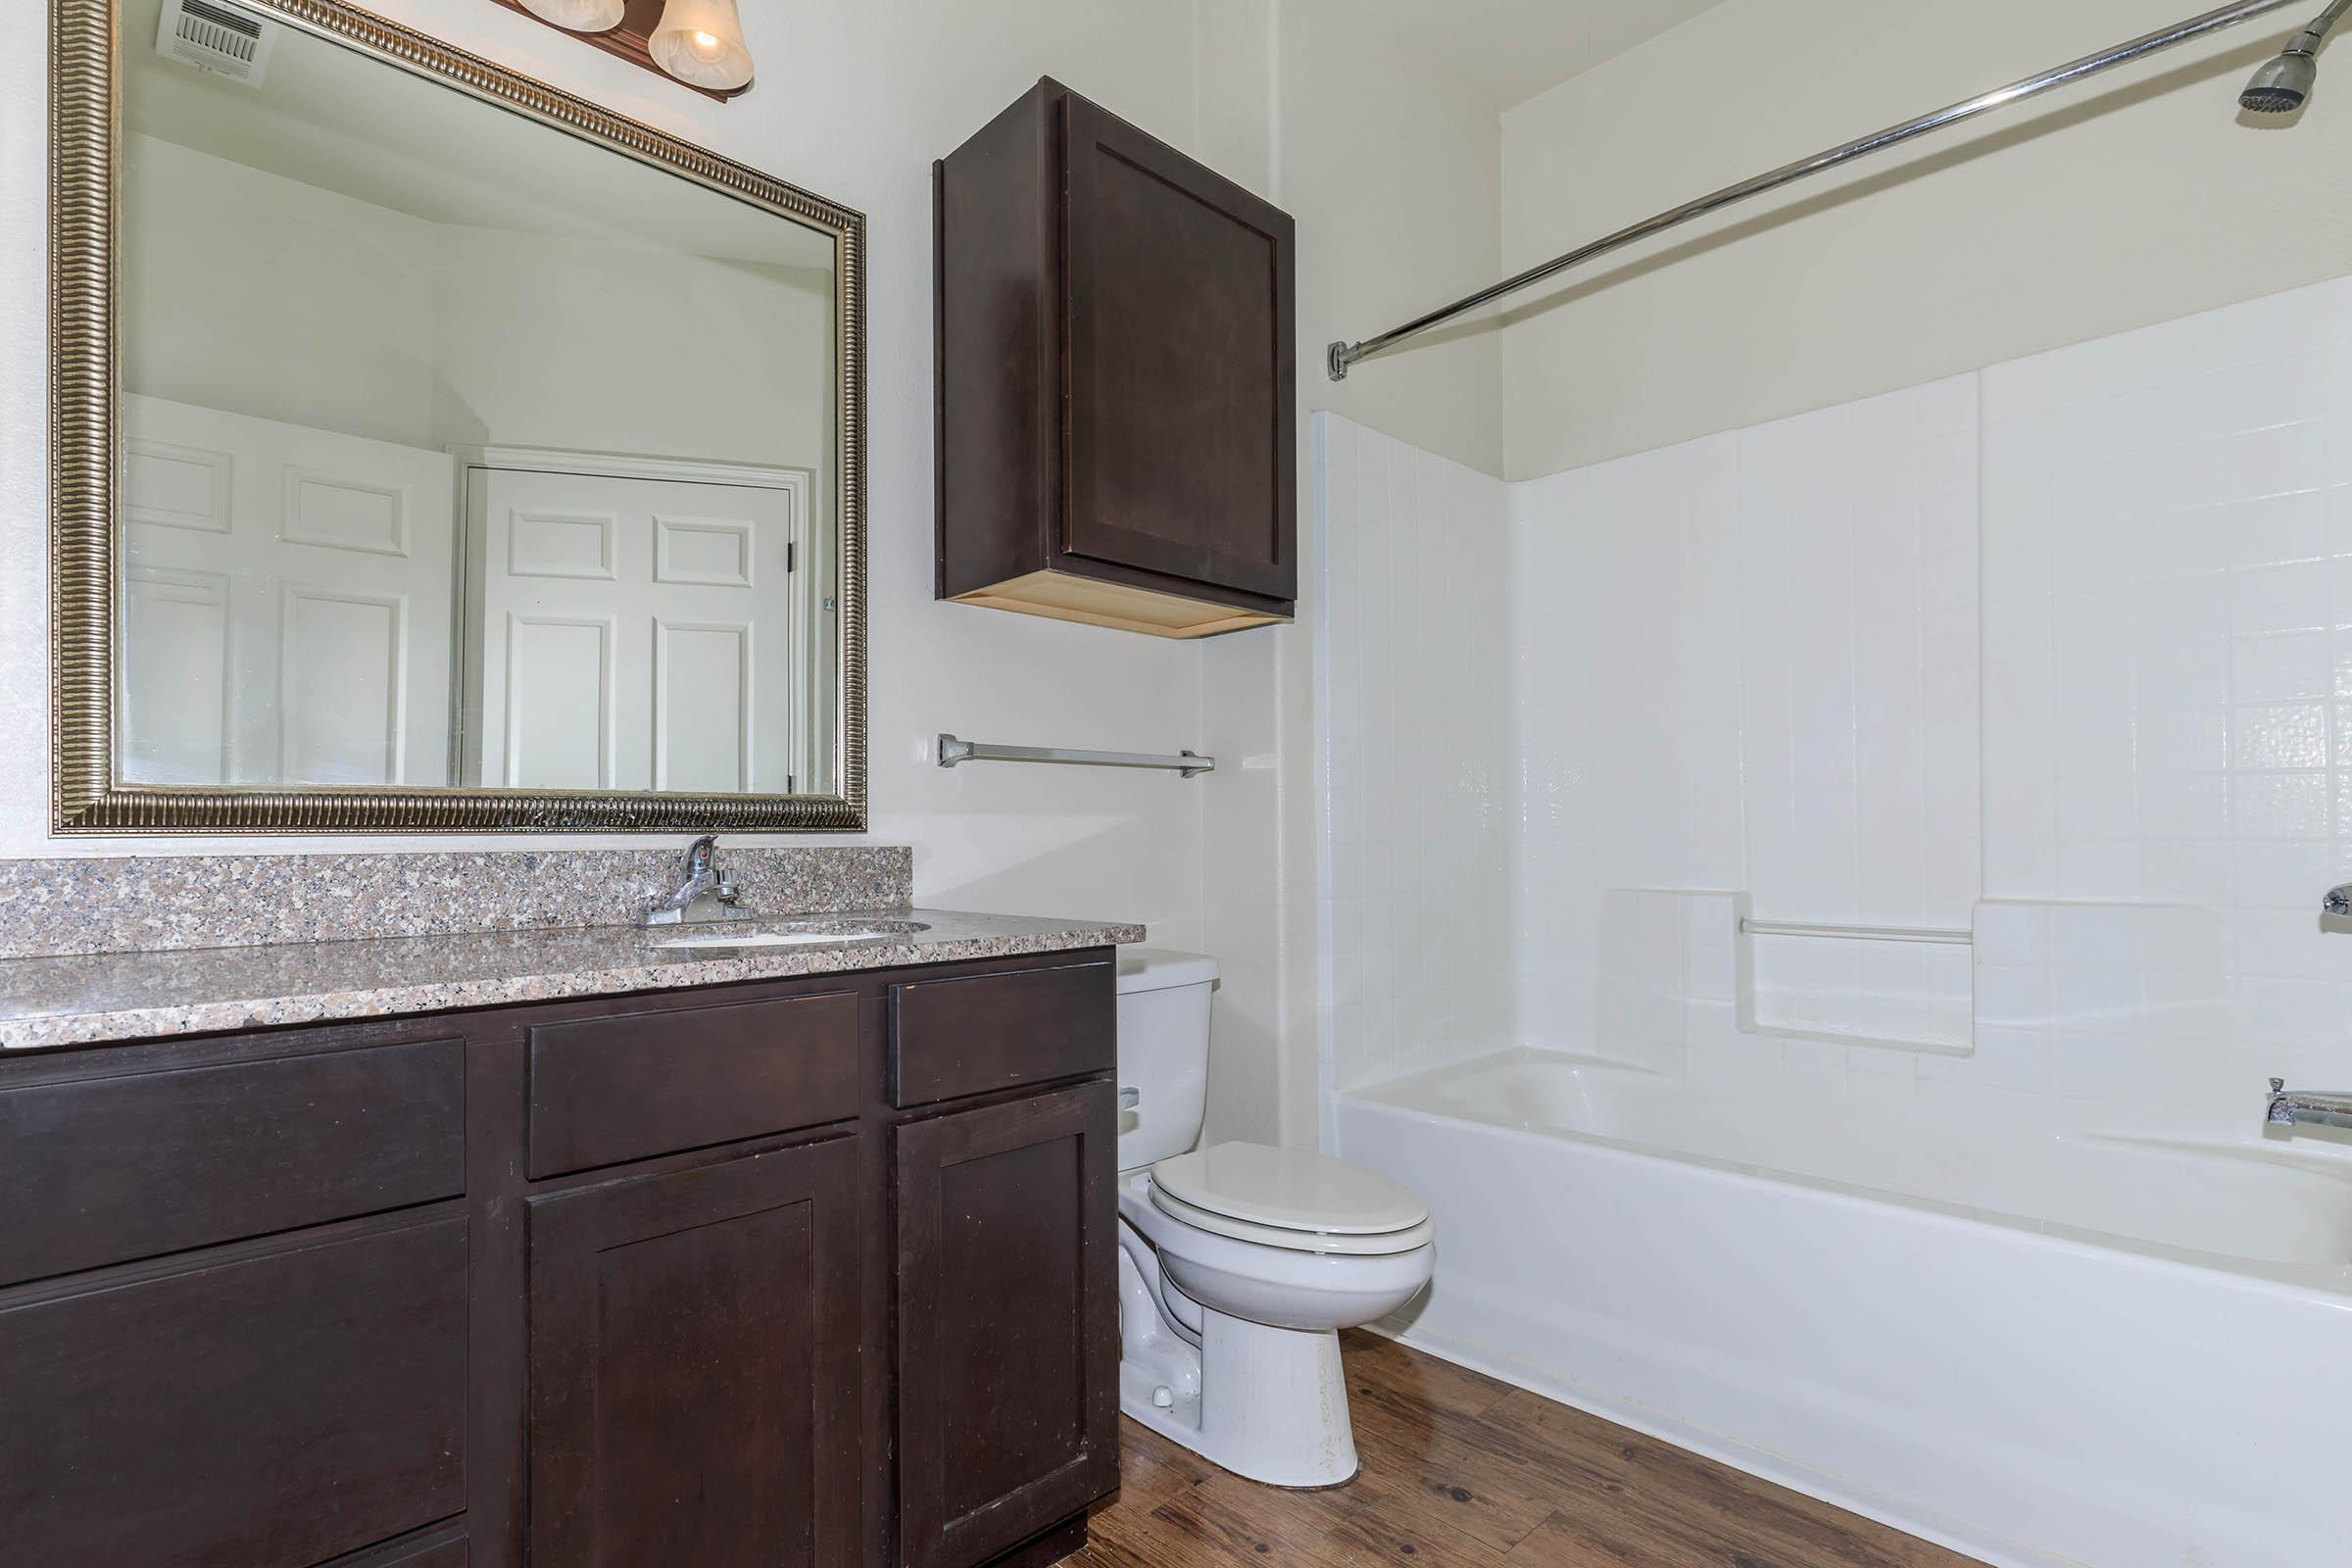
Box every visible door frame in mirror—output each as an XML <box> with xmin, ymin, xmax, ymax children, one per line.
<box><xmin>50</xmin><ymin>0</ymin><xmax>867</xmax><ymax>832</ymax></box>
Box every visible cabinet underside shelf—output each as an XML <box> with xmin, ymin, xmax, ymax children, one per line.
<box><xmin>949</xmin><ymin>569</ymin><xmax>1287</xmax><ymax>639</ymax></box>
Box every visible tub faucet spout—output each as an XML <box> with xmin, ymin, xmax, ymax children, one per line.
<box><xmin>2267</xmin><ymin>1077</ymin><xmax>2352</xmax><ymax>1129</ymax></box>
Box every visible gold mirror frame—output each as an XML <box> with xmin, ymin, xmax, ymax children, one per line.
<box><xmin>49</xmin><ymin>0</ymin><xmax>867</xmax><ymax>833</ymax></box>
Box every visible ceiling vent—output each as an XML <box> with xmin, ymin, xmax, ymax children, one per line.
<box><xmin>156</xmin><ymin>0</ymin><xmax>278</xmax><ymax>86</ymax></box>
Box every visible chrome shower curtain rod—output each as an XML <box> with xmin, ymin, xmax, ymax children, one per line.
<box><xmin>1326</xmin><ymin>0</ymin><xmax>2311</xmax><ymax>380</ymax></box>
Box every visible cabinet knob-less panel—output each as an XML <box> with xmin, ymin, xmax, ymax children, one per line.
<box><xmin>0</xmin><ymin>1213</ymin><xmax>467</xmax><ymax>1568</ymax></box>
<box><xmin>527</xmin><ymin>1138</ymin><xmax>863</xmax><ymax>1568</ymax></box>
<box><xmin>889</xmin><ymin>960</ymin><xmax>1114</xmax><ymax>1108</ymax></box>
<box><xmin>525</xmin><ymin>990</ymin><xmax>859</xmax><ymax>1178</ymax></box>
<box><xmin>895</xmin><ymin>1082</ymin><xmax>1119</xmax><ymax>1568</ymax></box>
<box><xmin>0</xmin><ymin>1033</ymin><xmax>465</xmax><ymax>1288</ymax></box>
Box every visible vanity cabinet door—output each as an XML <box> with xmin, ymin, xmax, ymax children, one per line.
<box><xmin>526</xmin><ymin>1139</ymin><xmax>863</xmax><ymax>1568</ymax></box>
<box><xmin>894</xmin><ymin>1083</ymin><xmax>1118</xmax><ymax>1568</ymax></box>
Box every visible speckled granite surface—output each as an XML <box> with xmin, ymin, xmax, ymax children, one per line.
<box><xmin>0</xmin><ymin>847</ymin><xmax>912</xmax><ymax>959</ymax></box>
<box><xmin>0</xmin><ymin>908</ymin><xmax>1146</xmax><ymax>1051</ymax></box>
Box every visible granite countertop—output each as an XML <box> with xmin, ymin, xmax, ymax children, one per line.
<box><xmin>0</xmin><ymin>907</ymin><xmax>1146</xmax><ymax>1052</ymax></box>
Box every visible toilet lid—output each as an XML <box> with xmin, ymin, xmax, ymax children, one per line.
<box><xmin>1149</xmin><ymin>1184</ymin><xmax>1436</xmax><ymax>1256</ymax></box>
<box><xmin>1149</xmin><ymin>1142</ymin><xmax>1429</xmax><ymax>1236</ymax></box>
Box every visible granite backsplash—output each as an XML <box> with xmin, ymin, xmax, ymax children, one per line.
<box><xmin>0</xmin><ymin>846</ymin><xmax>913</xmax><ymax>959</ymax></box>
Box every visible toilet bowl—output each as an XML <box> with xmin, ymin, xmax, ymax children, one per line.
<box><xmin>1113</xmin><ymin>950</ymin><xmax>1434</xmax><ymax>1488</ymax></box>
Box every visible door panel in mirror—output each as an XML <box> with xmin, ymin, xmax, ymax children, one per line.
<box><xmin>463</xmin><ymin>463</ymin><xmax>816</xmax><ymax>795</ymax></box>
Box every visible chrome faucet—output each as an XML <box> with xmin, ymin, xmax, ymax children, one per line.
<box><xmin>643</xmin><ymin>835</ymin><xmax>749</xmax><ymax>927</ymax></box>
<box><xmin>2267</xmin><ymin>1078</ymin><xmax>2352</xmax><ymax>1130</ymax></box>
<box><xmin>2326</xmin><ymin>883</ymin><xmax>2352</xmax><ymax>916</ymax></box>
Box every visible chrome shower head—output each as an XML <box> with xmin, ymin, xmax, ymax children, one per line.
<box><xmin>2242</xmin><ymin>0</ymin><xmax>2352</xmax><ymax>115</ymax></box>
<box><xmin>2241</xmin><ymin>47</ymin><xmax>2320</xmax><ymax>113</ymax></box>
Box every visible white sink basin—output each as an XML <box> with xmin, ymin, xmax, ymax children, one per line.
<box><xmin>647</xmin><ymin>918</ymin><xmax>929</xmax><ymax>953</ymax></box>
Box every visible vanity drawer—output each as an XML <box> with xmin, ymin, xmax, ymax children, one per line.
<box><xmin>527</xmin><ymin>991</ymin><xmax>860</xmax><ymax>1178</ymax></box>
<box><xmin>890</xmin><ymin>960</ymin><xmax>1115</xmax><ymax>1108</ymax></box>
<box><xmin>0</xmin><ymin>1036</ymin><xmax>466</xmax><ymax>1289</ymax></box>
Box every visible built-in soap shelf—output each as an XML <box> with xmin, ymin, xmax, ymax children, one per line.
<box><xmin>1732</xmin><ymin>895</ymin><xmax>1976</xmax><ymax>1056</ymax></box>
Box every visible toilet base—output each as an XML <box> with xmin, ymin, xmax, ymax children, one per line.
<box><xmin>1118</xmin><ymin>1303</ymin><xmax>1361</xmax><ymax>1489</ymax></box>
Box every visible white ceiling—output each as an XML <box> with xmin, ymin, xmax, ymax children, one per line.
<box><xmin>1360</xmin><ymin>0</ymin><xmax>1728</xmax><ymax>111</ymax></box>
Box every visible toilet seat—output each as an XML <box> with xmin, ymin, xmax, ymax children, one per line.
<box><xmin>1148</xmin><ymin>1184</ymin><xmax>1435</xmax><ymax>1255</ymax></box>
<box><xmin>1149</xmin><ymin>1142</ymin><xmax>1431</xmax><ymax>1255</ymax></box>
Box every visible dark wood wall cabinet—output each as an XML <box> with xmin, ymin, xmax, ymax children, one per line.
<box><xmin>935</xmin><ymin>77</ymin><xmax>1298</xmax><ymax>639</ymax></box>
<box><xmin>0</xmin><ymin>950</ymin><xmax>1120</xmax><ymax>1568</ymax></box>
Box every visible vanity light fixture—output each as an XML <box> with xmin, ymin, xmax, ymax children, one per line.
<box><xmin>516</xmin><ymin>0</ymin><xmax>624</xmax><ymax>31</ymax></box>
<box><xmin>650</xmin><ymin>0</ymin><xmax>754</xmax><ymax>90</ymax></box>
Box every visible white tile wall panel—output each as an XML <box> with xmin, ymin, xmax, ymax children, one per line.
<box><xmin>1315</xmin><ymin>272</ymin><xmax>2352</xmax><ymax>1145</ymax></box>
<box><xmin>1314</xmin><ymin>414</ymin><xmax>1515</xmax><ymax>1093</ymax></box>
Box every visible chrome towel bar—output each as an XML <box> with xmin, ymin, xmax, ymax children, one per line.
<box><xmin>936</xmin><ymin>734</ymin><xmax>1214</xmax><ymax>778</ymax></box>
<box><xmin>1740</xmin><ymin>919</ymin><xmax>1972</xmax><ymax>947</ymax></box>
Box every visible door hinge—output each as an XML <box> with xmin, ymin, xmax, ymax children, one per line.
<box><xmin>786</xmin><ymin>541</ymin><xmax>797</xmax><ymax>573</ymax></box>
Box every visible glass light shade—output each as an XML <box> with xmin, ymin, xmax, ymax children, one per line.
<box><xmin>649</xmin><ymin>0</ymin><xmax>754</xmax><ymax>90</ymax></box>
<box><xmin>518</xmin><ymin>0</ymin><xmax>625</xmax><ymax>31</ymax></box>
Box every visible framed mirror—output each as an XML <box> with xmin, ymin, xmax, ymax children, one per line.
<box><xmin>51</xmin><ymin>0</ymin><xmax>865</xmax><ymax>832</ymax></box>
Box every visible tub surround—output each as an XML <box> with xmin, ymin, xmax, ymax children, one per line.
<box><xmin>0</xmin><ymin>846</ymin><xmax>913</xmax><ymax>958</ymax></box>
<box><xmin>0</xmin><ymin>906</ymin><xmax>1144</xmax><ymax>1052</ymax></box>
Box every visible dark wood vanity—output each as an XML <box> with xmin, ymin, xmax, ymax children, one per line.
<box><xmin>935</xmin><ymin>78</ymin><xmax>1298</xmax><ymax>639</ymax></box>
<box><xmin>0</xmin><ymin>949</ymin><xmax>1119</xmax><ymax>1568</ymax></box>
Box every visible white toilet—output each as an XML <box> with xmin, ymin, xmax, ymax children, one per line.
<box><xmin>1113</xmin><ymin>949</ymin><xmax>1435</xmax><ymax>1488</ymax></box>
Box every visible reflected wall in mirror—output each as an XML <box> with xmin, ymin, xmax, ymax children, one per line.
<box><xmin>53</xmin><ymin>0</ymin><xmax>864</xmax><ymax>831</ymax></box>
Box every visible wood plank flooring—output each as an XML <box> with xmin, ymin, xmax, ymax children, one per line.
<box><xmin>1070</xmin><ymin>1330</ymin><xmax>1986</xmax><ymax>1568</ymax></box>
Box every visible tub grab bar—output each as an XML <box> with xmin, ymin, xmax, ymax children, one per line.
<box><xmin>1740</xmin><ymin>919</ymin><xmax>1972</xmax><ymax>947</ymax></box>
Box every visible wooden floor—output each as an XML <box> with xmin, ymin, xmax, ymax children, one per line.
<box><xmin>1070</xmin><ymin>1331</ymin><xmax>1985</xmax><ymax>1568</ymax></box>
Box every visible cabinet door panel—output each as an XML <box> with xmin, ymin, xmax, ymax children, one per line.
<box><xmin>896</xmin><ymin>1084</ymin><xmax>1117</xmax><ymax>1568</ymax></box>
<box><xmin>0</xmin><ymin>1214</ymin><xmax>467</xmax><ymax>1568</ymax></box>
<box><xmin>1061</xmin><ymin>95</ymin><xmax>1296</xmax><ymax>603</ymax></box>
<box><xmin>527</xmin><ymin>1139</ymin><xmax>862</xmax><ymax>1568</ymax></box>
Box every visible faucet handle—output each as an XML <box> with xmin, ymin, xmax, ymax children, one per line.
<box><xmin>685</xmin><ymin>834</ymin><xmax>718</xmax><ymax>875</ymax></box>
<box><xmin>2273</xmin><ymin>1076</ymin><xmax>2287</xmax><ymax>1095</ymax></box>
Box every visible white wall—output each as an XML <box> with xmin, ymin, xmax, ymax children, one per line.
<box><xmin>1499</xmin><ymin>0</ymin><xmax>2352</xmax><ymax>477</ymax></box>
<box><xmin>124</xmin><ymin>134</ymin><xmax>833</xmax><ymax>467</ymax></box>
<box><xmin>5</xmin><ymin>1</ymin><xmax>1504</xmax><ymax>1152</ymax></box>
<box><xmin>124</xmin><ymin>137</ymin><xmax>439</xmax><ymax>451</ymax></box>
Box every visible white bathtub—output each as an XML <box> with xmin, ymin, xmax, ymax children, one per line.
<box><xmin>1335</xmin><ymin>1049</ymin><xmax>2352</xmax><ymax>1568</ymax></box>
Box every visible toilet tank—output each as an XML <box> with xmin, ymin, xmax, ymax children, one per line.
<box><xmin>1114</xmin><ymin>948</ymin><xmax>1218</xmax><ymax>1173</ymax></box>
